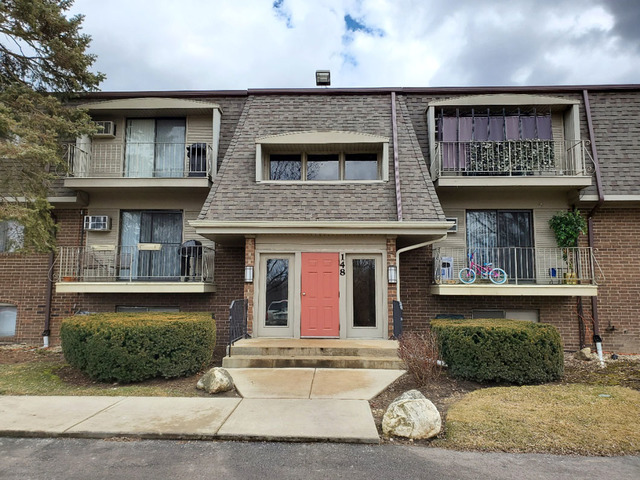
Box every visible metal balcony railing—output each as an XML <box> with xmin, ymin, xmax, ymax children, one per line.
<box><xmin>434</xmin><ymin>246</ymin><xmax>598</xmax><ymax>286</ymax></box>
<box><xmin>64</xmin><ymin>142</ymin><xmax>212</xmax><ymax>179</ymax></box>
<box><xmin>57</xmin><ymin>244</ymin><xmax>215</xmax><ymax>283</ymax></box>
<box><xmin>431</xmin><ymin>140</ymin><xmax>594</xmax><ymax>179</ymax></box>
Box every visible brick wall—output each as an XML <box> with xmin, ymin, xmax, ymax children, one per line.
<box><xmin>386</xmin><ymin>237</ymin><xmax>397</xmax><ymax>338</ymax></box>
<box><xmin>243</xmin><ymin>237</ymin><xmax>255</xmax><ymax>335</ymax></box>
<box><xmin>588</xmin><ymin>207</ymin><xmax>640</xmax><ymax>353</ymax></box>
<box><xmin>0</xmin><ymin>209</ymin><xmax>83</xmax><ymax>345</ymax></box>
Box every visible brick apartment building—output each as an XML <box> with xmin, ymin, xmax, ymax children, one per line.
<box><xmin>1</xmin><ymin>85</ymin><xmax>638</xmax><ymax>354</ymax></box>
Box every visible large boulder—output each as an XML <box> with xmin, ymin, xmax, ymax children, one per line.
<box><xmin>382</xmin><ymin>390</ymin><xmax>441</xmax><ymax>439</ymax></box>
<box><xmin>196</xmin><ymin>367</ymin><xmax>234</xmax><ymax>394</ymax></box>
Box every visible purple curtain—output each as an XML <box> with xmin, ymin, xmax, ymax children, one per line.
<box><xmin>488</xmin><ymin>117</ymin><xmax>504</xmax><ymax>141</ymax></box>
<box><xmin>505</xmin><ymin>116</ymin><xmax>520</xmax><ymax>140</ymax></box>
<box><xmin>442</xmin><ymin>117</ymin><xmax>458</xmax><ymax>169</ymax></box>
<box><xmin>536</xmin><ymin>115</ymin><xmax>552</xmax><ymax>140</ymax></box>
<box><xmin>521</xmin><ymin>116</ymin><xmax>536</xmax><ymax>139</ymax></box>
<box><xmin>474</xmin><ymin>117</ymin><xmax>489</xmax><ymax>141</ymax></box>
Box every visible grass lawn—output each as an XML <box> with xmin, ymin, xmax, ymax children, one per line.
<box><xmin>0</xmin><ymin>361</ymin><xmax>206</xmax><ymax>397</ymax></box>
<box><xmin>436</xmin><ymin>383</ymin><xmax>640</xmax><ymax>456</ymax></box>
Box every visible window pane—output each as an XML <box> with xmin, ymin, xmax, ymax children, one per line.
<box><xmin>265</xmin><ymin>259</ymin><xmax>289</xmax><ymax>326</ymax></box>
<box><xmin>345</xmin><ymin>153</ymin><xmax>378</xmax><ymax>180</ymax></box>
<box><xmin>352</xmin><ymin>259</ymin><xmax>376</xmax><ymax>327</ymax></box>
<box><xmin>0</xmin><ymin>305</ymin><xmax>17</xmax><ymax>336</ymax></box>
<box><xmin>155</xmin><ymin>118</ymin><xmax>186</xmax><ymax>177</ymax></box>
<box><xmin>0</xmin><ymin>221</ymin><xmax>24</xmax><ymax>252</ymax></box>
<box><xmin>270</xmin><ymin>154</ymin><xmax>301</xmax><ymax>180</ymax></box>
<box><xmin>307</xmin><ymin>154</ymin><xmax>339</xmax><ymax>180</ymax></box>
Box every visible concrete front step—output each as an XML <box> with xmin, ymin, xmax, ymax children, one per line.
<box><xmin>222</xmin><ymin>354</ymin><xmax>404</xmax><ymax>369</ymax></box>
<box><xmin>223</xmin><ymin>339</ymin><xmax>403</xmax><ymax>369</ymax></box>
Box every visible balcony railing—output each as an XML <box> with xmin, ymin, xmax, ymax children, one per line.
<box><xmin>57</xmin><ymin>244</ymin><xmax>215</xmax><ymax>283</ymax></box>
<box><xmin>65</xmin><ymin>142</ymin><xmax>212</xmax><ymax>178</ymax></box>
<box><xmin>434</xmin><ymin>247</ymin><xmax>598</xmax><ymax>286</ymax></box>
<box><xmin>431</xmin><ymin>140</ymin><xmax>593</xmax><ymax>179</ymax></box>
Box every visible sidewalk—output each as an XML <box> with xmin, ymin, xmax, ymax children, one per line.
<box><xmin>0</xmin><ymin>368</ymin><xmax>404</xmax><ymax>444</ymax></box>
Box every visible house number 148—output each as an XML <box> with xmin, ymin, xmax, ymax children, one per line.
<box><xmin>339</xmin><ymin>254</ymin><xmax>346</xmax><ymax>276</ymax></box>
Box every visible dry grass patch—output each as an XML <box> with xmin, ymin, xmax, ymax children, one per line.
<box><xmin>0</xmin><ymin>361</ymin><xmax>204</xmax><ymax>397</ymax></box>
<box><xmin>438</xmin><ymin>384</ymin><xmax>640</xmax><ymax>456</ymax></box>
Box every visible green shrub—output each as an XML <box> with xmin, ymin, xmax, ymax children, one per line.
<box><xmin>61</xmin><ymin>312</ymin><xmax>215</xmax><ymax>383</ymax></box>
<box><xmin>431</xmin><ymin>318</ymin><xmax>564</xmax><ymax>384</ymax></box>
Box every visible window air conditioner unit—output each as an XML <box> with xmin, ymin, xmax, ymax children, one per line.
<box><xmin>84</xmin><ymin>215</ymin><xmax>111</xmax><ymax>231</ymax></box>
<box><xmin>446</xmin><ymin>217</ymin><xmax>458</xmax><ymax>233</ymax></box>
<box><xmin>93</xmin><ymin>121</ymin><xmax>116</xmax><ymax>138</ymax></box>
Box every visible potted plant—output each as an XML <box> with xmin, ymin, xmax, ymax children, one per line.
<box><xmin>548</xmin><ymin>210</ymin><xmax>587</xmax><ymax>284</ymax></box>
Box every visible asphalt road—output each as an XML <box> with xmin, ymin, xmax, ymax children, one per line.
<box><xmin>1</xmin><ymin>437</ymin><xmax>639</xmax><ymax>480</ymax></box>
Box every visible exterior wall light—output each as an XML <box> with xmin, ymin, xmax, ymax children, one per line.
<box><xmin>244</xmin><ymin>266</ymin><xmax>254</xmax><ymax>283</ymax></box>
<box><xmin>315</xmin><ymin>70</ymin><xmax>331</xmax><ymax>86</ymax></box>
<box><xmin>388</xmin><ymin>265</ymin><xmax>398</xmax><ymax>284</ymax></box>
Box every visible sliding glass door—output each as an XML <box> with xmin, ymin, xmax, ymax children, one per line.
<box><xmin>125</xmin><ymin>119</ymin><xmax>186</xmax><ymax>177</ymax></box>
<box><xmin>466</xmin><ymin>210</ymin><xmax>534</xmax><ymax>282</ymax></box>
<box><xmin>119</xmin><ymin>211</ymin><xmax>182</xmax><ymax>280</ymax></box>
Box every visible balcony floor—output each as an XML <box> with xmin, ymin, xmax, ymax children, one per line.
<box><xmin>55</xmin><ymin>281</ymin><xmax>216</xmax><ymax>294</ymax></box>
<box><xmin>435</xmin><ymin>175</ymin><xmax>592</xmax><ymax>189</ymax></box>
<box><xmin>63</xmin><ymin>176</ymin><xmax>211</xmax><ymax>192</ymax></box>
<box><xmin>430</xmin><ymin>284</ymin><xmax>597</xmax><ymax>296</ymax></box>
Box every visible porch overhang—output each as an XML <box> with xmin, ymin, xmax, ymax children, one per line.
<box><xmin>63</xmin><ymin>177</ymin><xmax>211</xmax><ymax>193</ymax></box>
<box><xmin>55</xmin><ymin>282</ymin><xmax>216</xmax><ymax>294</ymax></box>
<box><xmin>430</xmin><ymin>284</ymin><xmax>598</xmax><ymax>296</ymax></box>
<box><xmin>80</xmin><ymin>97</ymin><xmax>222</xmax><ymax>116</ymax></box>
<box><xmin>191</xmin><ymin>220</ymin><xmax>452</xmax><ymax>245</ymax></box>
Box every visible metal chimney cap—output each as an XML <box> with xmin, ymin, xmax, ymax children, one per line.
<box><xmin>315</xmin><ymin>70</ymin><xmax>331</xmax><ymax>86</ymax></box>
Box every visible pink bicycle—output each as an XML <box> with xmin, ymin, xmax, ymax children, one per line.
<box><xmin>459</xmin><ymin>252</ymin><xmax>508</xmax><ymax>284</ymax></box>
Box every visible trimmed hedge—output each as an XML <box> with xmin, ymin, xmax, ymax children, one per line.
<box><xmin>61</xmin><ymin>312</ymin><xmax>215</xmax><ymax>383</ymax></box>
<box><xmin>431</xmin><ymin>318</ymin><xmax>564</xmax><ymax>385</ymax></box>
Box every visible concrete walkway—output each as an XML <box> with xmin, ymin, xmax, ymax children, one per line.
<box><xmin>0</xmin><ymin>368</ymin><xmax>404</xmax><ymax>444</ymax></box>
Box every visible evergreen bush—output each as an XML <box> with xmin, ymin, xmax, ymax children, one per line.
<box><xmin>431</xmin><ymin>318</ymin><xmax>563</xmax><ymax>384</ymax></box>
<box><xmin>61</xmin><ymin>312</ymin><xmax>215</xmax><ymax>383</ymax></box>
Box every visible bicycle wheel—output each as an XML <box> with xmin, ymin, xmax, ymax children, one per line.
<box><xmin>489</xmin><ymin>268</ymin><xmax>508</xmax><ymax>284</ymax></box>
<box><xmin>459</xmin><ymin>268</ymin><xmax>476</xmax><ymax>284</ymax></box>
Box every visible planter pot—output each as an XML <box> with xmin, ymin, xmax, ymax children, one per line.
<box><xmin>62</xmin><ymin>276</ymin><xmax>77</xmax><ymax>282</ymax></box>
<box><xmin>563</xmin><ymin>272</ymin><xmax>578</xmax><ymax>285</ymax></box>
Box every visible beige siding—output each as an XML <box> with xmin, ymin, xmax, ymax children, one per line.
<box><xmin>551</xmin><ymin>112</ymin><xmax>565</xmax><ymax>163</ymax></box>
<box><xmin>187</xmin><ymin>115</ymin><xmax>213</xmax><ymax>145</ymax></box>
<box><xmin>441</xmin><ymin>208</ymin><xmax>466</xmax><ymax>249</ymax></box>
<box><xmin>438</xmin><ymin>191</ymin><xmax>567</xmax><ymax>251</ymax></box>
<box><xmin>551</xmin><ymin>112</ymin><xmax>565</xmax><ymax>142</ymax></box>
<box><xmin>184</xmin><ymin>210</ymin><xmax>214</xmax><ymax>248</ymax></box>
<box><xmin>86</xmin><ymin>209</ymin><xmax>213</xmax><ymax>249</ymax></box>
<box><xmin>85</xmin><ymin>209</ymin><xmax>119</xmax><ymax>247</ymax></box>
<box><xmin>533</xmin><ymin>209</ymin><xmax>561</xmax><ymax>249</ymax></box>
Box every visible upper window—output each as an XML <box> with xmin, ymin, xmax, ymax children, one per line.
<box><xmin>256</xmin><ymin>131</ymin><xmax>389</xmax><ymax>183</ymax></box>
<box><xmin>0</xmin><ymin>220</ymin><xmax>24</xmax><ymax>253</ymax></box>
<box><xmin>267</xmin><ymin>151</ymin><xmax>381</xmax><ymax>181</ymax></box>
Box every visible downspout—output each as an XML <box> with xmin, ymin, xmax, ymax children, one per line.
<box><xmin>582</xmin><ymin>89</ymin><xmax>606</xmax><ymax>365</ymax></box>
<box><xmin>43</xmin><ymin>212</ymin><xmax>58</xmax><ymax>348</ymax></box>
<box><xmin>391</xmin><ymin>92</ymin><xmax>403</xmax><ymax>221</ymax></box>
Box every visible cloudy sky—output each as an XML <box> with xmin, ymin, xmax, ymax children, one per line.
<box><xmin>70</xmin><ymin>0</ymin><xmax>640</xmax><ymax>91</ymax></box>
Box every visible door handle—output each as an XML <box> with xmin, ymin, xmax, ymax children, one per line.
<box><xmin>302</xmin><ymin>292</ymin><xmax>306</xmax><ymax>296</ymax></box>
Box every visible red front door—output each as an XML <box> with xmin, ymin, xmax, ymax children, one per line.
<box><xmin>300</xmin><ymin>253</ymin><xmax>340</xmax><ymax>337</ymax></box>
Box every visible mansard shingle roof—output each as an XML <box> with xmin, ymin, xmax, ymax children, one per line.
<box><xmin>200</xmin><ymin>93</ymin><xmax>445</xmax><ymax>223</ymax></box>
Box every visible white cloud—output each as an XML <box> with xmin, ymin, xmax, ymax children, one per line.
<box><xmin>70</xmin><ymin>0</ymin><xmax>640</xmax><ymax>91</ymax></box>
